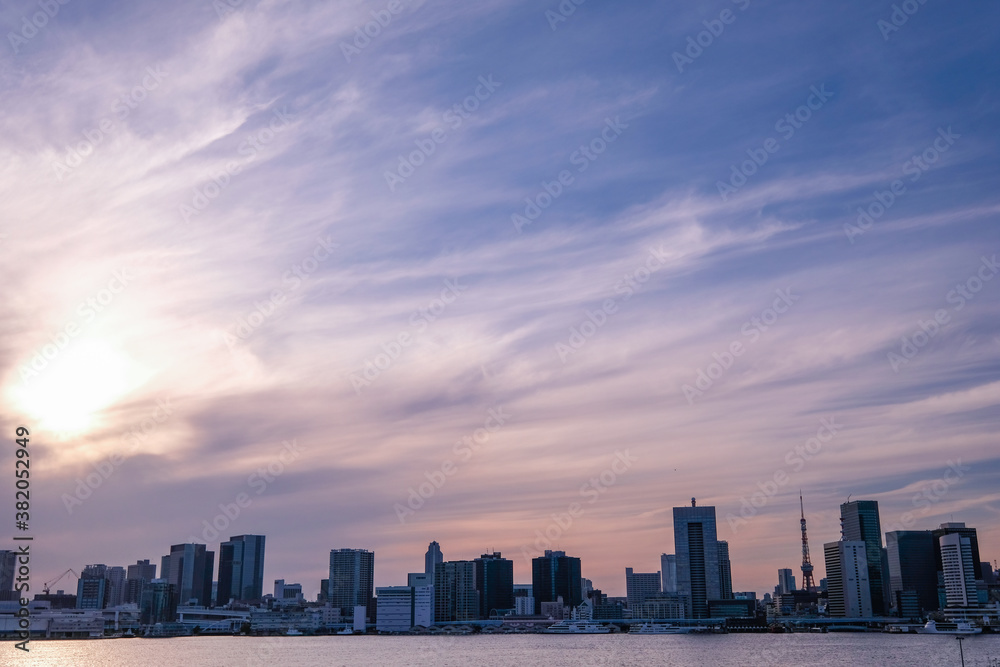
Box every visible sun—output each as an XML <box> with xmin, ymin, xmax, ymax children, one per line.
<box><xmin>10</xmin><ymin>338</ymin><xmax>135</xmax><ymax>437</ymax></box>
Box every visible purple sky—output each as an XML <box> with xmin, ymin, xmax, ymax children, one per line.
<box><xmin>2</xmin><ymin>0</ymin><xmax>999</xmax><ymax>598</ymax></box>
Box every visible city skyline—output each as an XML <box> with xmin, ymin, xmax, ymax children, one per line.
<box><xmin>1</xmin><ymin>0</ymin><xmax>998</xmax><ymax>607</ymax></box>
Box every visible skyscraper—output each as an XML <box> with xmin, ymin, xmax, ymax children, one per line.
<box><xmin>660</xmin><ymin>554</ymin><xmax>677</xmax><ymax>593</ymax></box>
<box><xmin>939</xmin><ymin>533</ymin><xmax>978</xmax><ymax>608</ymax></box>
<box><xmin>434</xmin><ymin>560</ymin><xmax>479</xmax><ymax>622</ymax></box>
<box><xmin>328</xmin><ymin>548</ymin><xmax>375</xmax><ymax>620</ymax></box>
<box><xmin>531</xmin><ymin>550</ymin><xmax>582</xmax><ymax>615</ymax></box>
<box><xmin>106</xmin><ymin>566</ymin><xmax>126</xmax><ymax>608</ymax></box>
<box><xmin>933</xmin><ymin>523</ymin><xmax>983</xmax><ymax>580</ymax></box>
<box><xmin>840</xmin><ymin>500</ymin><xmax>887</xmax><ymax>615</ymax></box>
<box><xmin>673</xmin><ymin>499</ymin><xmax>721</xmax><ymax>619</ymax></box>
<box><xmin>474</xmin><ymin>552</ymin><xmax>514</xmax><ymax>619</ymax></box>
<box><xmin>125</xmin><ymin>559</ymin><xmax>157</xmax><ymax>605</ymax></box>
<box><xmin>777</xmin><ymin>568</ymin><xmax>797</xmax><ymax>596</ymax></box>
<box><xmin>217</xmin><ymin>534</ymin><xmax>266</xmax><ymax>604</ymax></box>
<box><xmin>0</xmin><ymin>551</ymin><xmax>17</xmax><ymax>601</ymax></box>
<box><xmin>885</xmin><ymin>530</ymin><xmax>938</xmax><ymax>614</ymax></box>
<box><xmin>625</xmin><ymin>568</ymin><xmax>661</xmax><ymax>609</ymax></box>
<box><xmin>425</xmin><ymin>541</ymin><xmax>443</xmax><ymax>576</ymax></box>
<box><xmin>140</xmin><ymin>579</ymin><xmax>177</xmax><ymax>624</ymax></box>
<box><xmin>162</xmin><ymin>544</ymin><xmax>214</xmax><ymax>607</ymax></box>
<box><xmin>76</xmin><ymin>564</ymin><xmax>109</xmax><ymax>609</ymax></box>
<box><xmin>718</xmin><ymin>541</ymin><xmax>733</xmax><ymax>600</ymax></box>
<box><xmin>824</xmin><ymin>540</ymin><xmax>872</xmax><ymax>618</ymax></box>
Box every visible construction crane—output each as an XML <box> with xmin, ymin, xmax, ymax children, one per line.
<box><xmin>43</xmin><ymin>568</ymin><xmax>79</xmax><ymax>595</ymax></box>
<box><xmin>799</xmin><ymin>491</ymin><xmax>816</xmax><ymax>592</ymax></box>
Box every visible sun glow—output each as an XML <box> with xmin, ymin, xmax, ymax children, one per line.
<box><xmin>10</xmin><ymin>339</ymin><xmax>136</xmax><ymax>436</ymax></box>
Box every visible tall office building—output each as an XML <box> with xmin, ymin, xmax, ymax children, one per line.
<box><xmin>625</xmin><ymin>568</ymin><xmax>661</xmax><ymax>609</ymax></box>
<box><xmin>425</xmin><ymin>541</ymin><xmax>443</xmax><ymax>576</ymax></box>
<box><xmin>660</xmin><ymin>554</ymin><xmax>677</xmax><ymax>593</ymax></box>
<box><xmin>777</xmin><ymin>569</ymin><xmax>797</xmax><ymax>596</ymax></box>
<box><xmin>217</xmin><ymin>535</ymin><xmax>266</xmax><ymax>604</ymax></box>
<box><xmin>434</xmin><ymin>560</ymin><xmax>479</xmax><ymax>622</ymax></box>
<box><xmin>140</xmin><ymin>579</ymin><xmax>177</xmax><ymax>624</ymax></box>
<box><xmin>932</xmin><ymin>523</ymin><xmax>983</xmax><ymax>580</ymax></box>
<box><xmin>0</xmin><ymin>551</ymin><xmax>16</xmax><ymax>601</ymax></box>
<box><xmin>376</xmin><ymin>586</ymin><xmax>416</xmax><ymax>632</ymax></box>
<box><xmin>328</xmin><ymin>549</ymin><xmax>375</xmax><ymax>620</ymax></box>
<box><xmin>76</xmin><ymin>564</ymin><xmax>109</xmax><ymax>609</ymax></box>
<box><xmin>162</xmin><ymin>544</ymin><xmax>214</xmax><ymax>607</ymax></box>
<box><xmin>718</xmin><ymin>541</ymin><xmax>733</xmax><ymax>599</ymax></box>
<box><xmin>840</xmin><ymin>500</ymin><xmax>887</xmax><ymax>615</ymax></box>
<box><xmin>531</xmin><ymin>550</ymin><xmax>582</xmax><ymax>615</ymax></box>
<box><xmin>106</xmin><ymin>566</ymin><xmax>126</xmax><ymax>608</ymax></box>
<box><xmin>125</xmin><ymin>559</ymin><xmax>157</xmax><ymax>605</ymax></box>
<box><xmin>673</xmin><ymin>500</ymin><xmax>721</xmax><ymax>619</ymax></box>
<box><xmin>939</xmin><ymin>533</ymin><xmax>978</xmax><ymax>608</ymax></box>
<box><xmin>885</xmin><ymin>530</ymin><xmax>938</xmax><ymax>614</ymax></box>
<box><xmin>824</xmin><ymin>540</ymin><xmax>872</xmax><ymax>618</ymax></box>
<box><xmin>474</xmin><ymin>552</ymin><xmax>514</xmax><ymax>619</ymax></box>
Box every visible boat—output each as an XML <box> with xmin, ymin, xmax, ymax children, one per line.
<box><xmin>544</xmin><ymin>620</ymin><xmax>611</xmax><ymax>634</ymax></box>
<box><xmin>916</xmin><ymin>620</ymin><xmax>982</xmax><ymax>635</ymax></box>
<box><xmin>629</xmin><ymin>623</ymin><xmax>693</xmax><ymax>634</ymax></box>
<box><xmin>337</xmin><ymin>626</ymin><xmax>356</xmax><ymax>635</ymax></box>
<box><xmin>286</xmin><ymin>628</ymin><xmax>303</xmax><ymax>636</ymax></box>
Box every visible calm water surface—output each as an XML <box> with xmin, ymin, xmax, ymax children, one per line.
<box><xmin>10</xmin><ymin>634</ymin><xmax>1000</xmax><ymax>666</ymax></box>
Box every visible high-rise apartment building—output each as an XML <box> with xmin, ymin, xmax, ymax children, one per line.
<box><xmin>328</xmin><ymin>548</ymin><xmax>375</xmax><ymax>620</ymax></box>
<box><xmin>933</xmin><ymin>523</ymin><xmax>983</xmax><ymax>580</ymax></box>
<box><xmin>125</xmin><ymin>559</ymin><xmax>157</xmax><ymax>605</ymax></box>
<box><xmin>76</xmin><ymin>564</ymin><xmax>109</xmax><ymax>609</ymax></box>
<box><xmin>434</xmin><ymin>560</ymin><xmax>479</xmax><ymax>622</ymax></box>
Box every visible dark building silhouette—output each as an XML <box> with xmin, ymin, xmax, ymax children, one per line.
<box><xmin>425</xmin><ymin>541</ymin><xmax>443</xmax><ymax>576</ymax></box>
<box><xmin>531</xmin><ymin>550</ymin><xmax>582</xmax><ymax>615</ymax></box>
<box><xmin>885</xmin><ymin>530</ymin><xmax>938</xmax><ymax>614</ymax></box>
<box><xmin>474</xmin><ymin>552</ymin><xmax>514</xmax><ymax>618</ymax></box>
<box><xmin>161</xmin><ymin>544</ymin><xmax>214</xmax><ymax>607</ymax></box>
<box><xmin>217</xmin><ymin>535</ymin><xmax>266</xmax><ymax>605</ymax></box>
<box><xmin>125</xmin><ymin>559</ymin><xmax>157</xmax><ymax>605</ymax></box>
<box><xmin>674</xmin><ymin>500</ymin><xmax>721</xmax><ymax>619</ymax></box>
<box><xmin>434</xmin><ymin>560</ymin><xmax>479</xmax><ymax>622</ymax></box>
<box><xmin>140</xmin><ymin>579</ymin><xmax>177</xmax><ymax>624</ymax></box>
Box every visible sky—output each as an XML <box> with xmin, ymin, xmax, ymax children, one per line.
<box><xmin>1</xmin><ymin>0</ymin><xmax>998</xmax><ymax>600</ymax></box>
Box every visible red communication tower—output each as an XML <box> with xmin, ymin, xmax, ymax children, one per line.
<box><xmin>800</xmin><ymin>491</ymin><xmax>816</xmax><ymax>592</ymax></box>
